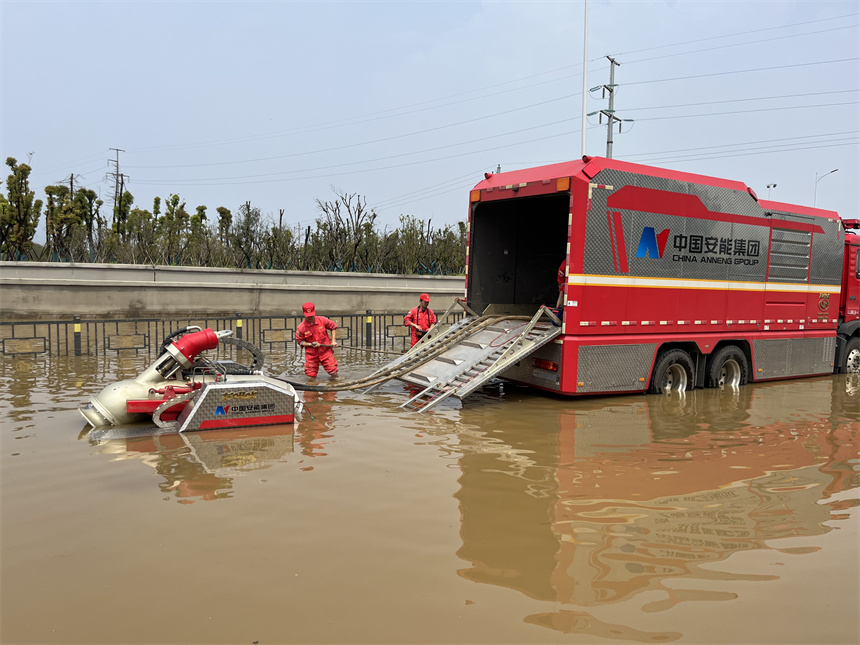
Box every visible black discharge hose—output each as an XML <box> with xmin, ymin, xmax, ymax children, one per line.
<box><xmin>218</xmin><ymin>336</ymin><xmax>264</xmax><ymax>372</ymax></box>
<box><xmin>277</xmin><ymin>315</ymin><xmax>531</xmax><ymax>392</ymax></box>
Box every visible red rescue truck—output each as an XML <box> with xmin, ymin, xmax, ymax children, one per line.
<box><xmin>466</xmin><ymin>156</ymin><xmax>860</xmax><ymax>395</ymax></box>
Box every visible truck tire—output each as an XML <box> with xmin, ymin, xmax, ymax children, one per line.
<box><xmin>706</xmin><ymin>346</ymin><xmax>749</xmax><ymax>388</ymax></box>
<box><xmin>844</xmin><ymin>337</ymin><xmax>860</xmax><ymax>374</ymax></box>
<box><xmin>648</xmin><ymin>349</ymin><xmax>694</xmax><ymax>394</ymax></box>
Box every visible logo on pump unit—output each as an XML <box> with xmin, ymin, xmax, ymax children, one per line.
<box><xmin>215</xmin><ymin>403</ymin><xmax>276</xmax><ymax>416</ymax></box>
<box><xmin>222</xmin><ymin>390</ymin><xmax>258</xmax><ymax>401</ymax></box>
<box><xmin>818</xmin><ymin>293</ymin><xmax>830</xmax><ymax>311</ymax></box>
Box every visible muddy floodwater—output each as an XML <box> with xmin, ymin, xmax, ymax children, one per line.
<box><xmin>2</xmin><ymin>347</ymin><xmax>858</xmax><ymax>645</ymax></box>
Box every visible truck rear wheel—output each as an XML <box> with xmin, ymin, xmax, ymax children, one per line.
<box><xmin>649</xmin><ymin>349</ymin><xmax>694</xmax><ymax>394</ymax></box>
<box><xmin>845</xmin><ymin>337</ymin><xmax>860</xmax><ymax>374</ymax></box>
<box><xmin>706</xmin><ymin>346</ymin><xmax>749</xmax><ymax>388</ymax></box>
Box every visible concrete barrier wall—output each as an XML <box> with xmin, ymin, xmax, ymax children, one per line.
<box><xmin>0</xmin><ymin>262</ymin><xmax>465</xmax><ymax>319</ymax></box>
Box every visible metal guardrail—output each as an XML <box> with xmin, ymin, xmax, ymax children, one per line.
<box><xmin>0</xmin><ymin>311</ymin><xmax>464</xmax><ymax>358</ymax></box>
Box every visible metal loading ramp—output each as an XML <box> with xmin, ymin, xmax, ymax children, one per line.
<box><xmin>389</xmin><ymin>305</ymin><xmax>562</xmax><ymax>413</ymax></box>
<box><xmin>278</xmin><ymin>300</ymin><xmax>561</xmax><ymax>412</ymax></box>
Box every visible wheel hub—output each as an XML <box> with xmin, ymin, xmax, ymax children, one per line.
<box><xmin>662</xmin><ymin>364</ymin><xmax>688</xmax><ymax>393</ymax></box>
<box><xmin>719</xmin><ymin>359</ymin><xmax>742</xmax><ymax>388</ymax></box>
<box><xmin>847</xmin><ymin>348</ymin><xmax>860</xmax><ymax>374</ymax></box>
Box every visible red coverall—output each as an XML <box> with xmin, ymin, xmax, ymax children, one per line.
<box><xmin>295</xmin><ymin>316</ymin><xmax>339</xmax><ymax>377</ymax></box>
<box><xmin>558</xmin><ymin>259</ymin><xmax>566</xmax><ymax>293</ymax></box>
<box><xmin>557</xmin><ymin>259</ymin><xmax>567</xmax><ymax>307</ymax></box>
<box><xmin>404</xmin><ymin>306</ymin><xmax>437</xmax><ymax>347</ymax></box>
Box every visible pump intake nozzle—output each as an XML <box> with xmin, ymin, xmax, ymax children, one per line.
<box><xmin>79</xmin><ymin>328</ymin><xmax>233</xmax><ymax>428</ymax></box>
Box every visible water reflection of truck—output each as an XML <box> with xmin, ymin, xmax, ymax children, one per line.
<box><xmin>465</xmin><ymin>156</ymin><xmax>860</xmax><ymax>395</ymax></box>
<box><xmin>454</xmin><ymin>377</ymin><xmax>858</xmax><ymax>610</ymax></box>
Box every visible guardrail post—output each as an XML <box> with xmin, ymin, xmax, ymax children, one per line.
<box><xmin>235</xmin><ymin>312</ymin><xmax>243</xmax><ymax>340</ymax></box>
<box><xmin>74</xmin><ymin>315</ymin><xmax>82</xmax><ymax>356</ymax></box>
<box><xmin>366</xmin><ymin>310</ymin><xmax>373</xmax><ymax>347</ymax></box>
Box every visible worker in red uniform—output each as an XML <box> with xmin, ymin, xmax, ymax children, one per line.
<box><xmin>556</xmin><ymin>258</ymin><xmax>567</xmax><ymax>308</ymax></box>
<box><xmin>404</xmin><ymin>293</ymin><xmax>437</xmax><ymax>347</ymax></box>
<box><xmin>295</xmin><ymin>302</ymin><xmax>339</xmax><ymax>378</ymax></box>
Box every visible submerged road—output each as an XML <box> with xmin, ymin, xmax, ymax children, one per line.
<box><xmin>2</xmin><ymin>346</ymin><xmax>858</xmax><ymax>644</ymax></box>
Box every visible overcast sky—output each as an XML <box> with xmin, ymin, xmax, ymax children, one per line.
<box><xmin>2</xmin><ymin>1</ymin><xmax>858</xmax><ymax>240</ymax></box>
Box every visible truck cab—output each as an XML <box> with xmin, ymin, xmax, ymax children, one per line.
<box><xmin>836</xmin><ymin>219</ymin><xmax>860</xmax><ymax>372</ymax></box>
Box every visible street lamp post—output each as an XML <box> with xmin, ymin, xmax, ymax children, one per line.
<box><xmin>767</xmin><ymin>183</ymin><xmax>777</xmax><ymax>199</ymax></box>
<box><xmin>814</xmin><ymin>169</ymin><xmax>838</xmax><ymax>207</ymax></box>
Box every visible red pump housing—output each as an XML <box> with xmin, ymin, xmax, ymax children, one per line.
<box><xmin>166</xmin><ymin>328</ymin><xmax>221</xmax><ymax>368</ymax></box>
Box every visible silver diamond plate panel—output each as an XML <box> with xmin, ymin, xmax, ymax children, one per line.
<box><xmin>810</xmin><ymin>217</ymin><xmax>846</xmax><ymax>285</ymax></box>
<box><xmin>752</xmin><ymin>336</ymin><xmax>836</xmax><ymax>379</ymax></box>
<box><xmin>499</xmin><ymin>341</ymin><xmax>563</xmax><ymax>390</ymax></box>
<box><xmin>584</xmin><ymin>169</ymin><xmax>769</xmax><ymax>284</ymax></box>
<box><xmin>753</xmin><ymin>339</ymin><xmax>790</xmax><ymax>377</ymax></box>
<box><xmin>178</xmin><ymin>380</ymin><xmax>296</xmax><ymax>431</ymax></box>
<box><xmin>577</xmin><ymin>343</ymin><xmax>657</xmax><ymax>393</ymax></box>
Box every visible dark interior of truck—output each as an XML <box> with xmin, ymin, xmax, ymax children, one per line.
<box><xmin>467</xmin><ymin>192</ymin><xmax>570</xmax><ymax>315</ymax></box>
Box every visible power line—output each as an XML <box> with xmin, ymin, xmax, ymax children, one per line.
<box><xmin>129</xmin><ymin>75</ymin><xmax>580</xmax><ymax>156</ymax></box>
<box><xmin>637</xmin><ymin>140</ymin><xmax>859</xmax><ymax>166</ymax></box>
<box><xmin>125</xmin><ymin>23</ymin><xmax>857</xmax><ymax>156</ymax></box>
<box><xmin>132</xmin><ymin>115</ymin><xmax>584</xmax><ymax>179</ymax></box>
<box><xmin>380</xmin><ymin>136</ymin><xmax>860</xmax><ymax>214</ymax></box>
<box><xmin>501</xmin><ymin>129</ymin><xmax>860</xmax><ymax>168</ymax></box>
<box><xmin>23</xmin><ymin>13</ymin><xmax>858</xmax><ymax>187</ymax></box>
<box><xmin>129</xmin><ymin>129</ymin><xmax>587</xmax><ymax>187</ymax></box>
<box><xmin>18</xmin><ymin>24</ymin><xmax>858</xmax><ymax>216</ymax></box>
<box><xmin>626</xmin><ymin>89</ymin><xmax>858</xmax><ymax>112</ymax></box>
<box><xmin>638</xmin><ymin>136</ymin><xmax>860</xmax><ymax>163</ymax></box>
<box><xmin>375</xmin><ymin>181</ymin><xmax>477</xmax><ymax>214</ymax></box>
<box><xmin>29</xmin><ymin>150</ymin><xmax>111</xmax><ymax>180</ymax></box>
<box><xmin>128</xmin><ymin>98</ymin><xmax>857</xmax><ymax>187</ymax></box>
<box><xmin>622</xmin><ymin>23</ymin><xmax>858</xmax><ymax>65</ymax></box>
<box><xmin>131</xmin><ymin>120</ymin><xmax>857</xmax><ymax>191</ymax></box>
<box><xmin>625</xmin><ymin>57</ymin><xmax>859</xmax><ymax>86</ymax></box>
<box><xmin>129</xmin><ymin>103</ymin><xmax>856</xmax><ymax>187</ymax></box>
<box><xmin>619</xmin><ymin>130</ymin><xmax>860</xmax><ymax>159</ymax></box>
<box><xmin>634</xmin><ymin>100</ymin><xmax>858</xmax><ymax>121</ymax></box>
<box><xmin>373</xmin><ymin>170</ymin><xmax>486</xmax><ymax>210</ymax></box>
<box><xmin>34</xmin><ymin>87</ymin><xmax>857</xmax><ymax>200</ymax></box>
<box><xmin>126</xmin><ymin>93</ymin><xmax>580</xmax><ymax>170</ymax></box>
<box><xmin>126</xmin><ymin>82</ymin><xmax>858</xmax><ymax>175</ymax></box>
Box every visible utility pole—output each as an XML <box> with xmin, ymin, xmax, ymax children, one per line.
<box><xmin>108</xmin><ymin>148</ymin><xmax>126</xmax><ymax>227</ymax></box>
<box><xmin>587</xmin><ymin>56</ymin><xmax>631</xmax><ymax>159</ymax></box>
<box><xmin>580</xmin><ymin>0</ymin><xmax>588</xmax><ymax>157</ymax></box>
<box><xmin>605</xmin><ymin>55</ymin><xmax>619</xmax><ymax>158</ymax></box>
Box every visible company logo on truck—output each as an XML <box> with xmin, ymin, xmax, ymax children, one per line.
<box><xmin>669</xmin><ymin>233</ymin><xmax>760</xmax><ymax>265</ymax></box>
<box><xmin>636</xmin><ymin>227</ymin><xmax>670</xmax><ymax>259</ymax></box>
<box><xmin>603</xmin><ymin>186</ymin><xmax>830</xmax><ymax>274</ymax></box>
<box><xmin>615</xmin><ymin>220</ymin><xmax>761</xmax><ymax>271</ymax></box>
